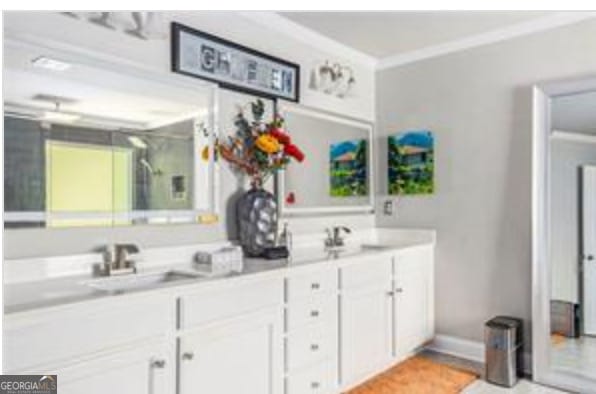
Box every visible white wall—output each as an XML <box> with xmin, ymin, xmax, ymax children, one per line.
<box><xmin>375</xmin><ymin>19</ymin><xmax>596</xmax><ymax>344</ymax></box>
<box><xmin>3</xmin><ymin>12</ymin><xmax>376</xmax><ymax>259</ymax></box>
<box><xmin>550</xmin><ymin>134</ymin><xmax>596</xmax><ymax>304</ymax></box>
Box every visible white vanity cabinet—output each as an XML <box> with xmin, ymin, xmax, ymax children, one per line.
<box><xmin>339</xmin><ymin>256</ymin><xmax>394</xmax><ymax>389</ymax></box>
<box><xmin>177</xmin><ymin>277</ymin><xmax>285</xmax><ymax>394</ymax></box>
<box><xmin>59</xmin><ymin>340</ymin><xmax>174</xmax><ymax>394</ymax></box>
<box><xmin>338</xmin><ymin>245</ymin><xmax>435</xmax><ymax>392</ymax></box>
<box><xmin>393</xmin><ymin>244</ymin><xmax>435</xmax><ymax>359</ymax></box>
<box><xmin>284</xmin><ymin>267</ymin><xmax>339</xmax><ymax>394</ymax></box>
<box><xmin>3</xmin><ymin>237</ymin><xmax>434</xmax><ymax>394</ymax></box>
<box><xmin>4</xmin><ymin>293</ymin><xmax>176</xmax><ymax>394</ymax></box>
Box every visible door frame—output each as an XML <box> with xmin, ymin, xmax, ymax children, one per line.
<box><xmin>532</xmin><ymin>76</ymin><xmax>596</xmax><ymax>393</ymax></box>
<box><xmin>582</xmin><ymin>165</ymin><xmax>596</xmax><ymax>337</ymax></box>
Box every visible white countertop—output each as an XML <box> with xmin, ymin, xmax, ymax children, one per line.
<box><xmin>4</xmin><ymin>228</ymin><xmax>435</xmax><ymax>315</ymax></box>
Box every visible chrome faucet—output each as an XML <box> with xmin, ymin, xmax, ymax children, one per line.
<box><xmin>325</xmin><ymin>226</ymin><xmax>352</xmax><ymax>249</ymax></box>
<box><xmin>102</xmin><ymin>244</ymin><xmax>139</xmax><ymax>276</ymax></box>
<box><xmin>278</xmin><ymin>222</ymin><xmax>293</xmax><ymax>251</ymax></box>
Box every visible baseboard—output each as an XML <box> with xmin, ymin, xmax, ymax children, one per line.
<box><xmin>426</xmin><ymin>334</ymin><xmax>485</xmax><ymax>363</ymax></box>
<box><xmin>426</xmin><ymin>334</ymin><xmax>532</xmax><ymax>375</ymax></box>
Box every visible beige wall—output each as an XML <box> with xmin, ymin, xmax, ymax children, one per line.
<box><xmin>375</xmin><ymin>19</ymin><xmax>596</xmax><ymax>344</ymax></box>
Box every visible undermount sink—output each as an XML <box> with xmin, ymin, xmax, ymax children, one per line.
<box><xmin>81</xmin><ymin>270</ymin><xmax>199</xmax><ymax>293</ymax></box>
<box><xmin>288</xmin><ymin>243</ymin><xmax>389</xmax><ymax>265</ymax></box>
<box><xmin>359</xmin><ymin>244</ymin><xmax>392</xmax><ymax>251</ymax></box>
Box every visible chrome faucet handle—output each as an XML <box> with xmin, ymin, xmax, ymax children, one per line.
<box><xmin>332</xmin><ymin>226</ymin><xmax>351</xmax><ymax>247</ymax></box>
<box><xmin>324</xmin><ymin>228</ymin><xmax>335</xmax><ymax>248</ymax></box>
<box><xmin>279</xmin><ymin>222</ymin><xmax>293</xmax><ymax>250</ymax></box>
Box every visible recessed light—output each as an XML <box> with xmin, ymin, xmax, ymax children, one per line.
<box><xmin>31</xmin><ymin>56</ymin><xmax>72</xmax><ymax>72</ymax></box>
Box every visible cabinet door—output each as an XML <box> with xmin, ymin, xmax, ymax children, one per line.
<box><xmin>340</xmin><ymin>284</ymin><xmax>393</xmax><ymax>388</ymax></box>
<box><xmin>179</xmin><ymin>307</ymin><xmax>283</xmax><ymax>394</ymax></box>
<box><xmin>394</xmin><ymin>245</ymin><xmax>434</xmax><ymax>358</ymax></box>
<box><xmin>59</xmin><ymin>341</ymin><xmax>174</xmax><ymax>394</ymax></box>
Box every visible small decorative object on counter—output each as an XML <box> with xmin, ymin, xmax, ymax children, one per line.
<box><xmin>195</xmin><ymin>246</ymin><xmax>243</xmax><ymax>277</ymax></box>
<box><xmin>219</xmin><ymin>99</ymin><xmax>305</xmax><ymax>258</ymax></box>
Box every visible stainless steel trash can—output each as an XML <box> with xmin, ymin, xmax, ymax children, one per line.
<box><xmin>485</xmin><ymin>316</ymin><xmax>523</xmax><ymax>387</ymax></box>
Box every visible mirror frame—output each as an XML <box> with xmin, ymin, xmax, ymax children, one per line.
<box><xmin>3</xmin><ymin>35</ymin><xmax>221</xmax><ymax>228</ymax></box>
<box><xmin>532</xmin><ymin>76</ymin><xmax>596</xmax><ymax>393</ymax></box>
<box><xmin>276</xmin><ymin>101</ymin><xmax>375</xmax><ymax>216</ymax></box>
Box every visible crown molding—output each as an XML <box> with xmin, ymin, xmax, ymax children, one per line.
<box><xmin>237</xmin><ymin>11</ymin><xmax>379</xmax><ymax>69</ymax></box>
<box><xmin>377</xmin><ymin>12</ymin><xmax>596</xmax><ymax>70</ymax></box>
<box><xmin>240</xmin><ymin>12</ymin><xmax>596</xmax><ymax>72</ymax></box>
<box><xmin>552</xmin><ymin>130</ymin><xmax>596</xmax><ymax>144</ymax></box>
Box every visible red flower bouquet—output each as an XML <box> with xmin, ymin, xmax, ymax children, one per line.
<box><xmin>218</xmin><ymin>99</ymin><xmax>305</xmax><ymax>186</ymax></box>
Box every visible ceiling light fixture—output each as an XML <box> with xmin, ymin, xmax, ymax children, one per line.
<box><xmin>31</xmin><ymin>56</ymin><xmax>72</xmax><ymax>72</ymax></box>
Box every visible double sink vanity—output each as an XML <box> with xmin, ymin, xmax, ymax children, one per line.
<box><xmin>4</xmin><ymin>228</ymin><xmax>435</xmax><ymax>394</ymax></box>
<box><xmin>1</xmin><ymin>36</ymin><xmax>437</xmax><ymax>394</ymax></box>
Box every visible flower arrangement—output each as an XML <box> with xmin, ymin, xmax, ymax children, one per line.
<box><xmin>219</xmin><ymin>99</ymin><xmax>305</xmax><ymax>187</ymax></box>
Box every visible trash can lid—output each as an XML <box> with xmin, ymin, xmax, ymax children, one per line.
<box><xmin>486</xmin><ymin>316</ymin><xmax>522</xmax><ymax>329</ymax></box>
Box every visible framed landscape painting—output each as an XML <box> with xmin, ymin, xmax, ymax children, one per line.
<box><xmin>330</xmin><ymin>139</ymin><xmax>368</xmax><ymax>197</ymax></box>
<box><xmin>388</xmin><ymin>130</ymin><xmax>434</xmax><ymax>195</ymax></box>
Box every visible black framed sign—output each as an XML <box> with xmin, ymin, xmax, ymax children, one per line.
<box><xmin>171</xmin><ymin>22</ymin><xmax>300</xmax><ymax>102</ymax></box>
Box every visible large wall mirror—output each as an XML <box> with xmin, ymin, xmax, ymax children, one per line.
<box><xmin>4</xmin><ymin>39</ymin><xmax>218</xmax><ymax>228</ymax></box>
<box><xmin>277</xmin><ymin>102</ymin><xmax>374</xmax><ymax>215</ymax></box>
<box><xmin>533</xmin><ymin>77</ymin><xmax>596</xmax><ymax>393</ymax></box>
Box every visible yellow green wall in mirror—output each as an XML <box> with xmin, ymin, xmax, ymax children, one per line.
<box><xmin>45</xmin><ymin>141</ymin><xmax>132</xmax><ymax>227</ymax></box>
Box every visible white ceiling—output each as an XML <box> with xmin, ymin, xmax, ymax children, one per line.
<box><xmin>278</xmin><ymin>11</ymin><xmax>559</xmax><ymax>58</ymax></box>
<box><xmin>552</xmin><ymin>91</ymin><xmax>596</xmax><ymax>135</ymax></box>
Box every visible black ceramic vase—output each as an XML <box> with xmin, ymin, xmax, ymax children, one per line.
<box><xmin>237</xmin><ymin>186</ymin><xmax>278</xmax><ymax>257</ymax></box>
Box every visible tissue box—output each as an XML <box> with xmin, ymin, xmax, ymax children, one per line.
<box><xmin>195</xmin><ymin>246</ymin><xmax>243</xmax><ymax>276</ymax></box>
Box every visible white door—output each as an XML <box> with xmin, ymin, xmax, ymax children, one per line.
<box><xmin>583</xmin><ymin>166</ymin><xmax>596</xmax><ymax>335</ymax></box>
<box><xmin>59</xmin><ymin>342</ymin><xmax>174</xmax><ymax>394</ymax></box>
<box><xmin>394</xmin><ymin>245</ymin><xmax>434</xmax><ymax>358</ymax></box>
<box><xmin>340</xmin><ymin>285</ymin><xmax>393</xmax><ymax>387</ymax></box>
<box><xmin>178</xmin><ymin>308</ymin><xmax>283</xmax><ymax>394</ymax></box>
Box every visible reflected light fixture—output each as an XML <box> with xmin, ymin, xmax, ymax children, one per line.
<box><xmin>31</xmin><ymin>56</ymin><xmax>72</xmax><ymax>72</ymax></box>
<box><xmin>128</xmin><ymin>136</ymin><xmax>148</xmax><ymax>149</ymax></box>
<box><xmin>42</xmin><ymin>102</ymin><xmax>80</xmax><ymax>123</ymax></box>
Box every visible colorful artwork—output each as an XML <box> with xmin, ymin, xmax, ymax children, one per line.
<box><xmin>388</xmin><ymin>131</ymin><xmax>434</xmax><ymax>195</ymax></box>
<box><xmin>330</xmin><ymin>139</ymin><xmax>368</xmax><ymax>197</ymax></box>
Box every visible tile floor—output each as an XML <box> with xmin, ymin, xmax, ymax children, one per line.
<box><xmin>551</xmin><ymin>335</ymin><xmax>596</xmax><ymax>380</ymax></box>
<box><xmin>463</xmin><ymin>379</ymin><xmax>568</xmax><ymax>393</ymax></box>
<box><xmin>421</xmin><ymin>350</ymin><xmax>570</xmax><ymax>394</ymax></box>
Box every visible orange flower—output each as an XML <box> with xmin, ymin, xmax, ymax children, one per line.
<box><xmin>255</xmin><ymin>134</ymin><xmax>281</xmax><ymax>153</ymax></box>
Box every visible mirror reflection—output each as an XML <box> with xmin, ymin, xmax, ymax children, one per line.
<box><xmin>4</xmin><ymin>43</ymin><xmax>214</xmax><ymax>228</ymax></box>
<box><xmin>279</xmin><ymin>104</ymin><xmax>373</xmax><ymax>214</ymax></box>
<box><xmin>549</xmin><ymin>89</ymin><xmax>596</xmax><ymax>378</ymax></box>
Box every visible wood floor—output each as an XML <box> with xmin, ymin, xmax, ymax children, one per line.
<box><xmin>345</xmin><ymin>350</ymin><xmax>570</xmax><ymax>394</ymax></box>
<box><xmin>345</xmin><ymin>354</ymin><xmax>478</xmax><ymax>394</ymax></box>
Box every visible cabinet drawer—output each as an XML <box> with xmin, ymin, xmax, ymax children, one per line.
<box><xmin>287</xmin><ymin>359</ymin><xmax>337</xmax><ymax>394</ymax></box>
<box><xmin>286</xmin><ymin>296</ymin><xmax>337</xmax><ymax>332</ymax></box>
<box><xmin>5</xmin><ymin>294</ymin><xmax>174</xmax><ymax>372</ymax></box>
<box><xmin>286</xmin><ymin>323</ymin><xmax>336</xmax><ymax>371</ymax></box>
<box><xmin>341</xmin><ymin>256</ymin><xmax>392</xmax><ymax>290</ymax></box>
<box><xmin>180</xmin><ymin>277</ymin><xmax>283</xmax><ymax>329</ymax></box>
<box><xmin>286</xmin><ymin>268</ymin><xmax>337</xmax><ymax>302</ymax></box>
